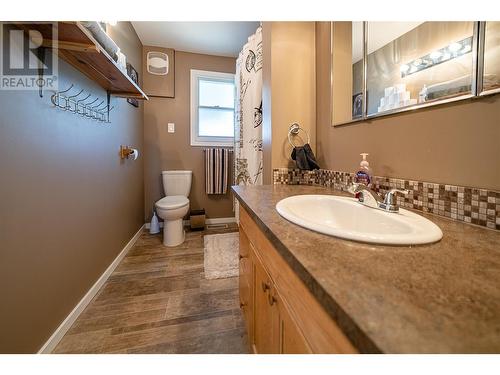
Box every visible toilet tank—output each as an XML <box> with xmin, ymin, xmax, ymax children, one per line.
<box><xmin>162</xmin><ymin>170</ymin><xmax>192</xmax><ymax>197</ymax></box>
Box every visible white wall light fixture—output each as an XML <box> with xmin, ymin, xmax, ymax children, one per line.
<box><xmin>400</xmin><ymin>36</ymin><xmax>473</xmax><ymax>78</ymax></box>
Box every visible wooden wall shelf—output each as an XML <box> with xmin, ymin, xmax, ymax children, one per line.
<box><xmin>17</xmin><ymin>22</ymin><xmax>148</xmax><ymax>100</ymax></box>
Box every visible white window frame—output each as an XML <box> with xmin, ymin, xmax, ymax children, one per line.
<box><xmin>190</xmin><ymin>69</ymin><xmax>235</xmax><ymax>147</ymax></box>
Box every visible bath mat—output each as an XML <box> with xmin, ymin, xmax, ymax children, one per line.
<box><xmin>204</xmin><ymin>232</ymin><xmax>239</xmax><ymax>280</ymax></box>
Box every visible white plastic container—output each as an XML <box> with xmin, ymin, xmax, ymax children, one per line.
<box><xmin>149</xmin><ymin>211</ymin><xmax>160</xmax><ymax>234</ymax></box>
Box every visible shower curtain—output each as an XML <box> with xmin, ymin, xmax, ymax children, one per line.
<box><xmin>234</xmin><ymin>27</ymin><xmax>263</xmax><ymax>184</ymax></box>
<box><xmin>234</xmin><ymin>27</ymin><xmax>263</xmax><ymax>220</ymax></box>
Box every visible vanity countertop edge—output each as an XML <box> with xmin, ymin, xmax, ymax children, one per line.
<box><xmin>232</xmin><ymin>184</ymin><xmax>500</xmax><ymax>354</ymax></box>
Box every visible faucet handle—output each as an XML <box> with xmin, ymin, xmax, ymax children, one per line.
<box><xmin>384</xmin><ymin>188</ymin><xmax>409</xmax><ymax>206</ymax></box>
<box><xmin>347</xmin><ymin>182</ymin><xmax>365</xmax><ymax>194</ymax></box>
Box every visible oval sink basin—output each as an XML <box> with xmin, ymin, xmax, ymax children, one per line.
<box><xmin>276</xmin><ymin>195</ymin><xmax>443</xmax><ymax>245</ymax></box>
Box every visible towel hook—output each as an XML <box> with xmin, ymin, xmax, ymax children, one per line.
<box><xmin>51</xmin><ymin>84</ymin><xmax>74</xmax><ymax>110</ymax></box>
<box><xmin>48</xmin><ymin>84</ymin><xmax>114</xmax><ymax>123</ymax></box>
<box><xmin>67</xmin><ymin>89</ymin><xmax>84</xmax><ymax>99</ymax></box>
<box><xmin>77</xmin><ymin>93</ymin><xmax>91</xmax><ymax>104</ymax></box>
<box><xmin>57</xmin><ymin>84</ymin><xmax>74</xmax><ymax>95</ymax></box>
<box><xmin>91</xmin><ymin>100</ymin><xmax>104</xmax><ymax>109</ymax></box>
<box><xmin>76</xmin><ymin>94</ymin><xmax>91</xmax><ymax>116</ymax></box>
<box><xmin>288</xmin><ymin>123</ymin><xmax>310</xmax><ymax>147</ymax></box>
<box><xmin>66</xmin><ymin>89</ymin><xmax>85</xmax><ymax>112</ymax></box>
<box><xmin>89</xmin><ymin>100</ymin><xmax>104</xmax><ymax>120</ymax></box>
<box><xmin>95</xmin><ymin>102</ymin><xmax>109</xmax><ymax>111</ymax></box>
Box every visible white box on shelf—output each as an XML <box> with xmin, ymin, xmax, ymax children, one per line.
<box><xmin>394</xmin><ymin>83</ymin><xmax>406</xmax><ymax>93</ymax></box>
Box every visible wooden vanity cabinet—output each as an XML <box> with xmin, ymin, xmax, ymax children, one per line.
<box><xmin>238</xmin><ymin>204</ymin><xmax>358</xmax><ymax>354</ymax></box>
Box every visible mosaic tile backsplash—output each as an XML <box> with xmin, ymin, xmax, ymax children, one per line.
<box><xmin>273</xmin><ymin>168</ymin><xmax>500</xmax><ymax>231</ymax></box>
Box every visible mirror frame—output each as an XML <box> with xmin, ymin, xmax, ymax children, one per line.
<box><xmin>331</xmin><ymin>21</ymin><xmax>495</xmax><ymax>127</ymax></box>
<box><xmin>478</xmin><ymin>21</ymin><xmax>500</xmax><ymax>97</ymax></box>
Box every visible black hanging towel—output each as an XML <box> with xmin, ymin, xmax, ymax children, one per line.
<box><xmin>291</xmin><ymin>143</ymin><xmax>320</xmax><ymax>170</ymax></box>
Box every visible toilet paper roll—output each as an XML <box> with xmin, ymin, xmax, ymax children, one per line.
<box><xmin>130</xmin><ymin>148</ymin><xmax>139</xmax><ymax>160</ymax></box>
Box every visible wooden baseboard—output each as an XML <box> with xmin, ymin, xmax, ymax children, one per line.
<box><xmin>37</xmin><ymin>225</ymin><xmax>145</xmax><ymax>354</ymax></box>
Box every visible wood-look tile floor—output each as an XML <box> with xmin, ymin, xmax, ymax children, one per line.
<box><xmin>53</xmin><ymin>225</ymin><xmax>249</xmax><ymax>354</ymax></box>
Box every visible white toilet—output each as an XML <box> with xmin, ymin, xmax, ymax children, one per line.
<box><xmin>155</xmin><ymin>170</ymin><xmax>192</xmax><ymax>247</ymax></box>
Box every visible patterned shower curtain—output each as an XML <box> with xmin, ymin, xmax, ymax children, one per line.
<box><xmin>234</xmin><ymin>27</ymin><xmax>263</xmax><ymax>220</ymax></box>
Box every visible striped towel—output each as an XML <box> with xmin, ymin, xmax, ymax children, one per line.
<box><xmin>205</xmin><ymin>148</ymin><xmax>230</xmax><ymax>194</ymax></box>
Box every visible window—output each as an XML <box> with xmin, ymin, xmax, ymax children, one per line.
<box><xmin>190</xmin><ymin>69</ymin><xmax>235</xmax><ymax>146</ymax></box>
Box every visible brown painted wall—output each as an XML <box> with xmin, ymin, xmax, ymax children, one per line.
<box><xmin>143</xmin><ymin>51</ymin><xmax>235</xmax><ymax>221</ymax></box>
<box><xmin>316</xmin><ymin>22</ymin><xmax>500</xmax><ymax>191</ymax></box>
<box><xmin>262</xmin><ymin>22</ymin><xmax>317</xmax><ymax>182</ymax></box>
<box><xmin>0</xmin><ymin>22</ymin><xmax>144</xmax><ymax>353</ymax></box>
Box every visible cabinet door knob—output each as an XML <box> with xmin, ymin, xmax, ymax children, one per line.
<box><xmin>240</xmin><ymin>301</ymin><xmax>246</xmax><ymax>308</ymax></box>
<box><xmin>261</xmin><ymin>282</ymin><xmax>270</xmax><ymax>292</ymax></box>
<box><xmin>268</xmin><ymin>293</ymin><xmax>277</xmax><ymax>306</ymax></box>
<box><xmin>239</xmin><ymin>254</ymin><xmax>247</xmax><ymax>260</ymax></box>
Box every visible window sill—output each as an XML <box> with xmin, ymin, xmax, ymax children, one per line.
<box><xmin>190</xmin><ymin>139</ymin><xmax>234</xmax><ymax>147</ymax></box>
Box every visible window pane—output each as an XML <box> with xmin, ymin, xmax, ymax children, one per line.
<box><xmin>198</xmin><ymin>108</ymin><xmax>234</xmax><ymax>137</ymax></box>
<box><xmin>199</xmin><ymin>79</ymin><xmax>235</xmax><ymax>108</ymax></box>
<box><xmin>366</xmin><ymin>22</ymin><xmax>474</xmax><ymax>116</ymax></box>
<box><xmin>483</xmin><ymin>21</ymin><xmax>500</xmax><ymax>91</ymax></box>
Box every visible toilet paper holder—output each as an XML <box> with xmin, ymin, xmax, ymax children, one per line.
<box><xmin>120</xmin><ymin>145</ymin><xmax>138</xmax><ymax>160</ymax></box>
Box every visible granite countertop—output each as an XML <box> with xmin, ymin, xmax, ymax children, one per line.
<box><xmin>232</xmin><ymin>184</ymin><xmax>500</xmax><ymax>353</ymax></box>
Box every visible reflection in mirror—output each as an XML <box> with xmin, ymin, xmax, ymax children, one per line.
<box><xmin>483</xmin><ymin>21</ymin><xmax>500</xmax><ymax>93</ymax></box>
<box><xmin>331</xmin><ymin>22</ymin><xmax>364</xmax><ymax>125</ymax></box>
<box><xmin>366</xmin><ymin>22</ymin><xmax>474</xmax><ymax>116</ymax></box>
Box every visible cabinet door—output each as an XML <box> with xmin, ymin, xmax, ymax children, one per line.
<box><xmin>253</xmin><ymin>256</ymin><xmax>279</xmax><ymax>354</ymax></box>
<box><xmin>238</xmin><ymin>227</ymin><xmax>253</xmax><ymax>345</ymax></box>
<box><xmin>277</xmin><ymin>293</ymin><xmax>312</xmax><ymax>354</ymax></box>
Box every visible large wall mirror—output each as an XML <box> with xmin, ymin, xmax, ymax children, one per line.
<box><xmin>331</xmin><ymin>21</ymin><xmax>499</xmax><ymax>126</ymax></box>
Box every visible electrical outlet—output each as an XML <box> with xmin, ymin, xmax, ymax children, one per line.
<box><xmin>167</xmin><ymin>123</ymin><xmax>175</xmax><ymax>133</ymax></box>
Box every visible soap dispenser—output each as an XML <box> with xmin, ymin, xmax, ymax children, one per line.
<box><xmin>355</xmin><ymin>153</ymin><xmax>372</xmax><ymax>187</ymax></box>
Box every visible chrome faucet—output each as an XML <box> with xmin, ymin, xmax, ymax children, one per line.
<box><xmin>348</xmin><ymin>183</ymin><xmax>409</xmax><ymax>213</ymax></box>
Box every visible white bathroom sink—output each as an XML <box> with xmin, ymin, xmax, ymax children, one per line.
<box><xmin>276</xmin><ymin>195</ymin><xmax>443</xmax><ymax>245</ymax></box>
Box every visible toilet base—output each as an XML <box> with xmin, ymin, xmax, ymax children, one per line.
<box><xmin>163</xmin><ymin>218</ymin><xmax>185</xmax><ymax>247</ymax></box>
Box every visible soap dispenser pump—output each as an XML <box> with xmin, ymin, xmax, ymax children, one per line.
<box><xmin>355</xmin><ymin>153</ymin><xmax>372</xmax><ymax>187</ymax></box>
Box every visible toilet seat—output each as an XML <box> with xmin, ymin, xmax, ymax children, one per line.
<box><xmin>155</xmin><ymin>195</ymin><xmax>189</xmax><ymax>210</ymax></box>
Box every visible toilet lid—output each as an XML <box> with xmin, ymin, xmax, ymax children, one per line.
<box><xmin>155</xmin><ymin>195</ymin><xmax>189</xmax><ymax>210</ymax></box>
